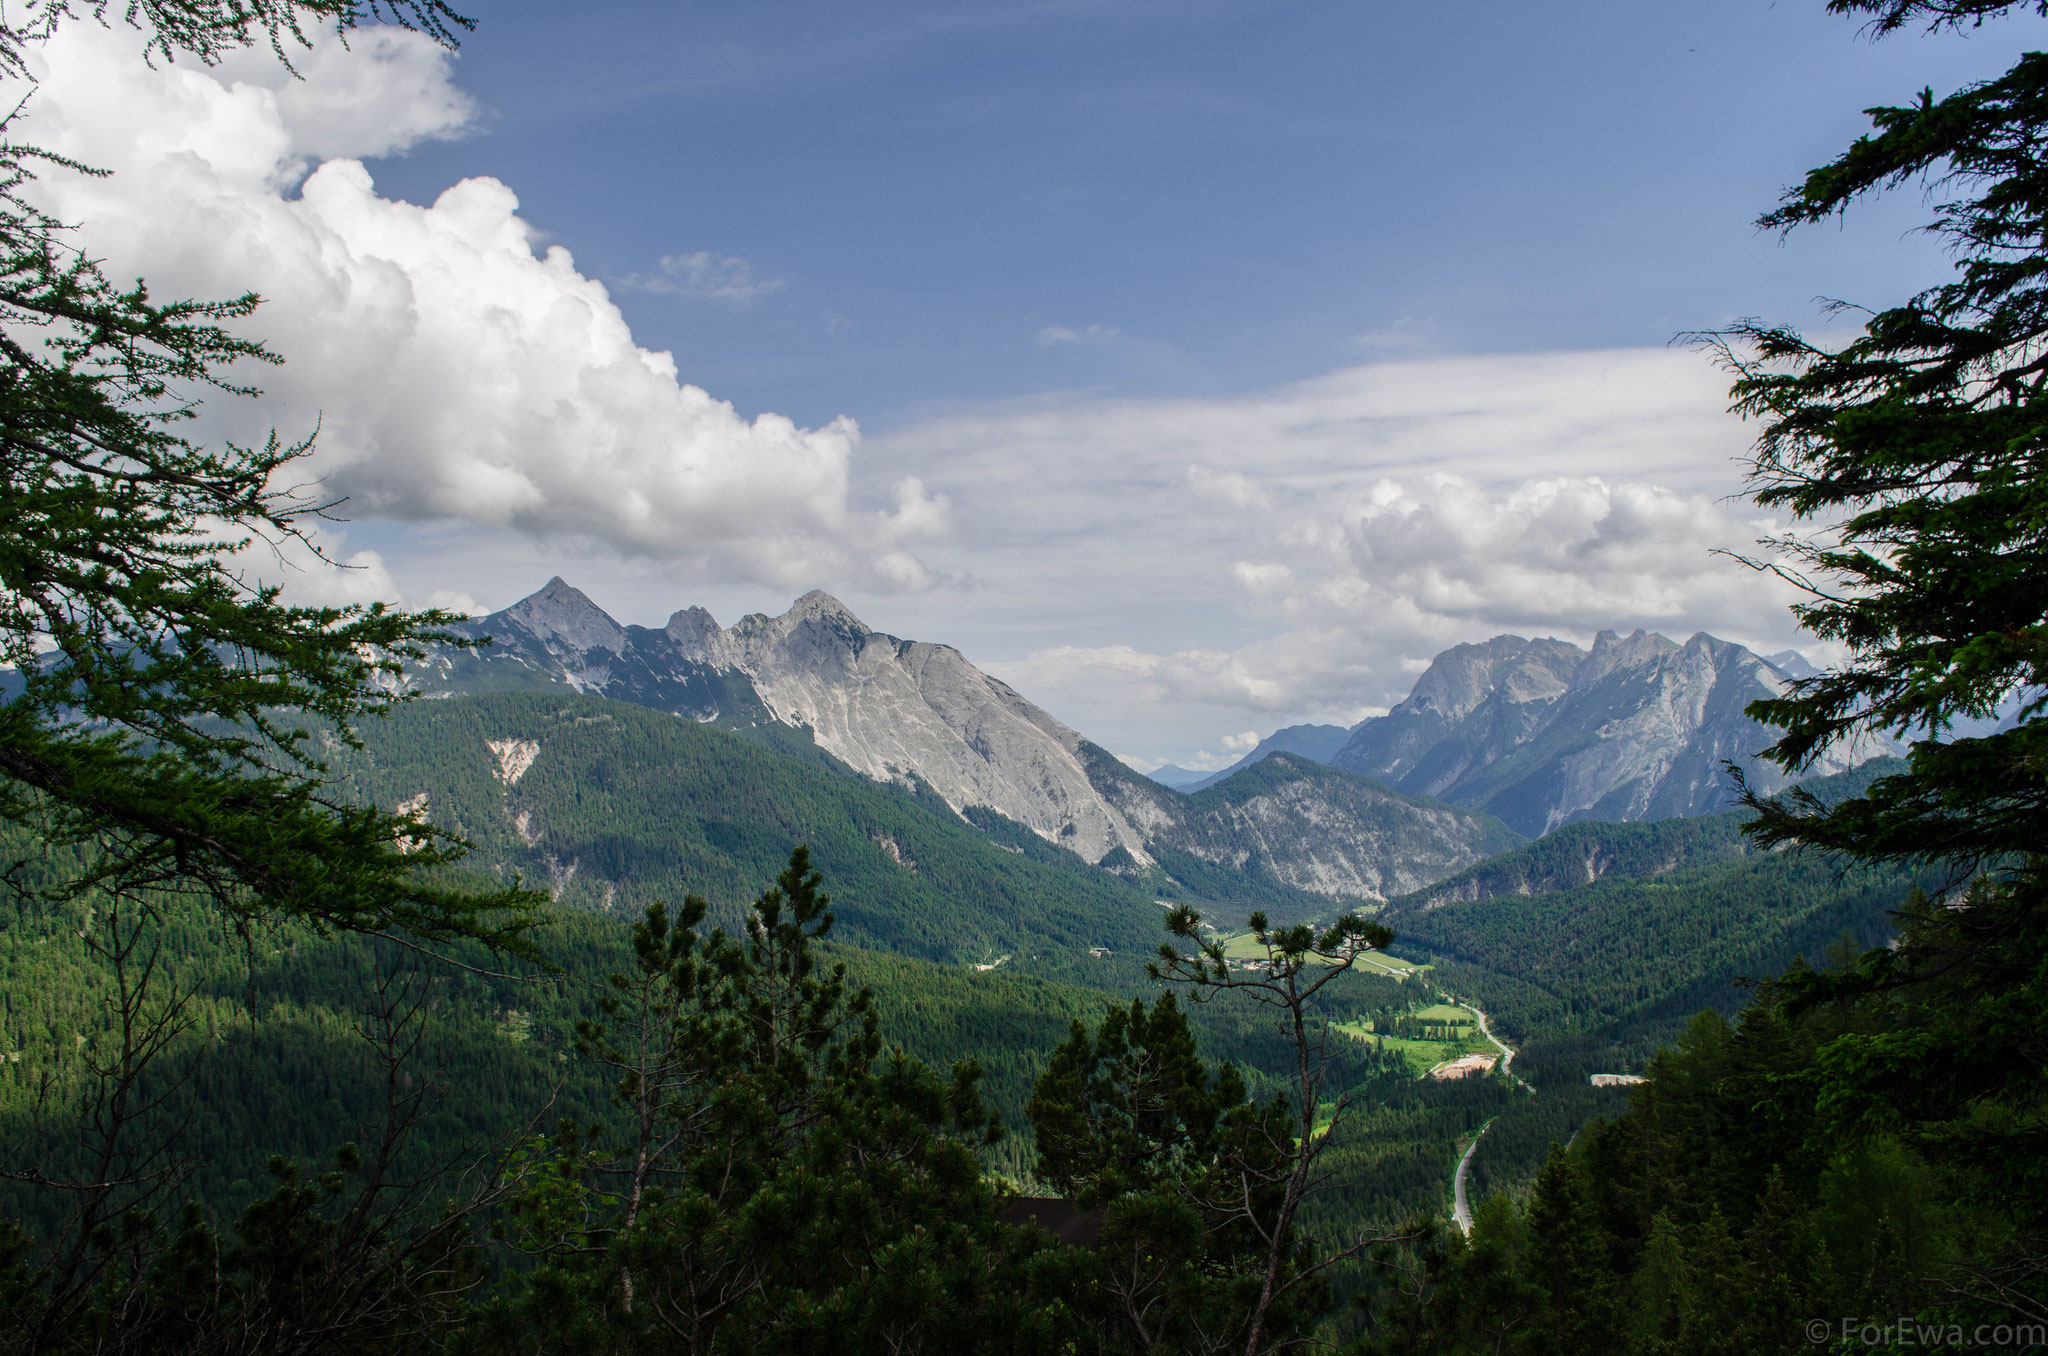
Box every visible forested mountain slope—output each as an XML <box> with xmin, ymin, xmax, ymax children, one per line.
<box><xmin>342</xmin><ymin>690</ymin><xmax>1164</xmax><ymax>970</ymax></box>
<box><xmin>0</xmin><ymin>872</ymin><xmax>1178</xmax><ymax>1212</ymax></box>
<box><xmin>1373</xmin><ymin>802</ymin><xmax>1920</xmax><ymax>1209</ymax></box>
<box><xmin>0</xmin><ymin>828</ymin><xmax>1440</xmax><ymax>1227</ymax></box>
<box><xmin>1386</xmin><ymin>826</ymin><xmax>1916</xmax><ymax>1070</ymax></box>
<box><xmin>1394</xmin><ymin>756</ymin><xmax>1909</xmax><ymax>913</ymax></box>
<box><xmin>1401</xmin><ymin>812</ymin><xmax>1754</xmax><ymax>909</ymax></box>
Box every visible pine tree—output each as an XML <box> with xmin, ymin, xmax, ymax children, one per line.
<box><xmin>496</xmin><ymin>849</ymin><xmax>1013</xmax><ymax>1356</ymax></box>
<box><xmin>1520</xmin><ymin>1144</ymin><xmax>1620</xmax><ymax>1353</ymax></box>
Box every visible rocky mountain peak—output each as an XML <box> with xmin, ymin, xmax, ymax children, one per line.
<box><xmin>499</xmin><ymin>577</ymin><xmax>626</xmax><ymax>655</ymax></box>
<box><xmin>664</xmin><ymin>605</ymin><xmax>729</xmax><ymax>665</ymax></box>
<box><xmin>1404</xmin><ymin>636</ymin><xmax>1528</xmax><ymax>719</ymax></box>
<box><xmin>1577</xmin><ymin>628</ymin><xmax>1678</xmax><ymax>683</ymax></box>
<box><xmin>728</xmin><ymin>590</ymin><xmax>871</xmax><ymax>646</ymax></box>
<box><xmin>1767</xmin><ymin>649</ymin><xmax>1820</xmax><ymax>680</ymax></box>
<box><xmin>786</xmin><ymin>589</ymin><xmax>870</xmax><ymax>632</ymax></box>
<box><xmin>1329</xmin><ymin>623</ymin><xmax>1876</xmax><ymax>836</ymax></box>
<box><xmin>1403</xmin><ymin>635</ymin><xmax>1580</xmax><ymax>721</ymax></box>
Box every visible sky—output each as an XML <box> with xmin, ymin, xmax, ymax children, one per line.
<box><xmin>27</xmin><ymin>2</ymin><xmax>2047</xmax><ymax>769</ymax></box>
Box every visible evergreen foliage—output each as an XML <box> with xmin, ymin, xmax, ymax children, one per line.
<box><xmin>475</xmin><ymin>846</ymin><xmax>1022</xmax><ymax>1355</ymax></box>
<box><xmin>1715</xmin><ymin>1</ymin><xmax>2046</xmax><ymax>871</ymax></box>
<box><xmin>16</xmin><ymin>0</ymin><xmax>2046</xmax><ymax>1350</ymax></box>
<box><xmin>0</xmin><ymin>0</ymin><xmax>540</xmax><ymax>954</ymax></box>
<box><xmin>1355</xmin><ymin>983</ymin><xmax>2046</xmax><ymax>1354</ymax></box>
<box><xmin>339</xmin><ymin>689</ymin><xmax>1168</xmax><ymax>971</ymax></box>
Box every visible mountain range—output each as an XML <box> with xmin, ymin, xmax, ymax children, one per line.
<box><xmin>321</xmin><ymin>583</ymin><xmax>1924</xmax><ymax>1203</ymax></box>
<box><xmin>392</xmin><ymin>578</ymin><xmax>1880</xmax><ymax>908</ymax></box>
<box><xmin>1325</xmin><ymin>629</ymin><xmax>1870</xmax><ymax>836</ymax></box>
<box><xmin>1155</xmin><ymin>632</ymin><xmax>1877</xmax><ymax>839</ymax></box>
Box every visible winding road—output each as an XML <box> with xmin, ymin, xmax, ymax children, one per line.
<box><xmin>1467</xmin><ymin>1004</ymin><xmax>1531</xmax><ymax>1093</ymax></box>
<box><xmin>1451</xmin><ymin>1119</ymin><xmax>1494</xmax><ymax>1234</ymax></box>
<box><xmin>1439</xmin><ymin>994</ymin><xmax>1529</xmax><ymax>1234</ymax></box>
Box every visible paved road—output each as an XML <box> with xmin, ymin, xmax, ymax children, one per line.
<box><xmin>1452</xmin><ymin>1119</ymin><xmax>1495</xmax><ymax>1234</ymax></box>
<box><xmin>1428</xmin><ymin>991</ymin><xmax>1531</xmax><ymax>1233</ymax></box>
<box><xmin>1467</xmin><ymin>1005</ymin><xmax>1531</xmax><ymax>1093</ymax></box>
<box><xmin>1432</xmin><ymin>990</ymin><xmax>1531</xmax><ymax>1094</ymax></box>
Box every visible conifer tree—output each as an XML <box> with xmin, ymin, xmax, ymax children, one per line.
<box><xmin>1148</xmin><ymin>906</ymin><xmax>1415</xmax><ymax>1356</ymax></box>
<box><xmin>494</xmin><ymin>849</ymin><xmax>1012</xmax><ymax>1356</ymax></box>
<box><xmin>0</xmin><ymin>0</ymin><xmax>541</xmax><ymax>952</ymax></box>
<box><xmin>1701</xmin><ymin>0</ymin><xmax>2048</xmax><ymax>1309</ymax></box>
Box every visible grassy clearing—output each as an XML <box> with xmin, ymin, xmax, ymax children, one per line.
<box><xmin>1213</xmin><ymin>931</ymin><xmax>1427</xmax><ymax>979</ymax></box>
<box><xmin>1334</xmin><ymin>1000</ymin><xmax>1495</xmax><ymax>1078</ymax></box>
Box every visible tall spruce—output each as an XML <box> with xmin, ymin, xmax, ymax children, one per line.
<box><xmin>1701</xmin><ymin>0</ymin><xmax>2048</xmax><ymax>1246</ymax></box>
<box><xmin>0</xmin><ymin>0</ymin><xmax>541</xmax><ymax>952</ymax></box>
<box><xmin>1713</xmin><ymin>0</ymin><xmax>2047</xmax><ymax>872</ymax></box>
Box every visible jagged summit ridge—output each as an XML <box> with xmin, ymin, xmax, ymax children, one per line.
<box><xmin>459</xmin><ymin>582</ymin><xmax>1155</xmax><ymax>865</ymax></box>
<box><xmin>1329</xmin><ymin>626</ymin><xmax>1876</xmax><ymax>836</ymax></box>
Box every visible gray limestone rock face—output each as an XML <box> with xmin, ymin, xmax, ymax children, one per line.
<box><xmin>454</xmin><ymin>582</ymin><xmax>1156</xmax><ymax>866</ymax></box>
<box><xmin>663</xmin><ymin>606</ymin><xmax>731</xmax><ymax>666</ymax></box>
<box><xmin>1159</xmin><ymin>755</ymin><xmax>1524</xmax><ymax>900</ymax></box>
<box><xmin>500</xmin><ymin>577</ymin><xmax>627</xmax><ymax>658</ymax></box>
<box><xmin>715</xmin><ymin>593</ymin><xmax>1154</xmax><ymax>865</ymax></box>
<box><xmin>1332</xmin><ymin>626</ymin><xmax>1883</xmax><ymax>836</ymax></box>
<box><xmin>1332</xmin><ymin>636</ymin><xmax>1582</xmax><ymax>797</ymax></box>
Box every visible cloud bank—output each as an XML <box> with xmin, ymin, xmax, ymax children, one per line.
<box><xmin>23</xmin><ymin>24</ymin><xmax>942</xmax><ymax>593</ymax></box>
<box><xmin>17</xmin><ymin>24</ymin><xmax>1803</xmax><ymax>763</ymax></box>
<box><xmin>867</xmin><ymin>348</ymin><xmax>1804</xmax><ymax>752</ymax></box>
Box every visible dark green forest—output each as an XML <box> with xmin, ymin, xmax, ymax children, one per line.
<box><xmin>0</xmin><ymin>695</ymin><xmax>1955</xmax><ymax>1351</ymax></box>
<box><xmin>335</xmin><ymin>689</ymin><xmax>1173</xmax><ymax>973</ymax></box>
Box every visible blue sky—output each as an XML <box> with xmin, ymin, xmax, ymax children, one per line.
<box><xmin>369</xmin><ymin>0</ymin><xmax>2021</xmax><ymax>427</ymax></box>
<box><xmin>35</xmin><ymin>2</ymin><xmax>2046</xmax><ymax>766</ymax></box>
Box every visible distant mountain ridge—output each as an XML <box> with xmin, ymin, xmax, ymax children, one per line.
<box><xmin>1121</xmin><ymin>753</ymin><xmax>1524</xmax><ymax>904</ymax></box>
<box><xmin>1161</xmin><ymin>725</ymin><xmax>1353</xmax><ymax>793</ymax></box>
<box><xmin>401</xmin><ymin>581</ymin><xmax>1887</xmax><ymax>902</ymax></box>
<box><xmin>405</xmin><ymin>580</ymin><xmax>1522</xmax><ymax>905</ymax></box>
<box><xmin>1143</xmin><ymin>763</ymin><xmax>1214</xmax><ymax>791</ymax></box>
<box><xmin>1326</xmin><ymin>628</ymin><xmax>1877</xmax><ymax>837</ymax></box>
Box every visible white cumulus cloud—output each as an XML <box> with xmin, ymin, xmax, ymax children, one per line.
<box><xmin>21</xmin><ymin>23</ymin><xmax>941</xmax><ymax>593</ymax></box>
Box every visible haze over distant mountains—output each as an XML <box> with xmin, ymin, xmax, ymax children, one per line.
<box><xmin>1149</xmin><ymin>631</ymin><xmax>1876</xmax><ymax>838</ymax></box>
<box><xmin>1153</xmin><ymin>725</ymin><xmax>1354</xmax><ymax>793</ymax></box>
<box><xmin>400</xmin><ymin>579</ymin><xmax>1878</xmax><ymax>902</ymax></box>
